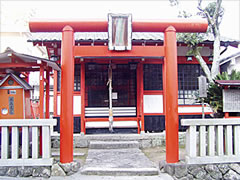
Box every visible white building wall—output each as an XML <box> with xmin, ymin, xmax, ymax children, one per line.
<box><xmin>227</xmin><ymin>56</ymin><xmax>240</xmax><ymax>73</ymax></box>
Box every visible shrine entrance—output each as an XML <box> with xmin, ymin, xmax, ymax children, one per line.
<box><xmin>85</xmin><ymin>62</ymin><xmax>138</xmax><ymax>132</ymax></box>
<box><xmin>86</xmin><ymin>63</ymin><xmax>136</xmax><ymax>108</ymax></box>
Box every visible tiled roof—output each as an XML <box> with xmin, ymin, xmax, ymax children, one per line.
<box><xmin>0</xmin><ymin>47</ymin><xmax>61</xmax><ymax>71</ymax></box>
<box><xmin>28</xmin><ymin>32</ymin><xmax>164</xmax><ymax>41</ymax></box>
<box><xmin>215</xmin><ymin>80</ymin><xmax>240</xmax><ymax>86</ymax></box>
<box><xmin>220</xmin><ymin>51</ymin><xmax>240</xmax><ymax>65</ymax></box>
<box><xmin>0</xmin><ymin>73</ymin><xmax>33</xmax><ymax>90</ymax></box>
<box><xmin>28</xmin><ymin>32</ymin><xmax>239</xmax><ymax>45</ymax></box>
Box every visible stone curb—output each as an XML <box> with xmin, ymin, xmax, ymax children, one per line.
<box><xmin>89</xmin><ymin>140</ymin><xmax>140</xmax><ymax>149</ymax></box>
<box><xmin>159</xmin><ymin>160</ymin><xmax>240</xmax><ymax>180</ymax></box>
<box><xmin>81</xmin><ymin>167</ymin><xmax>159</xmax><ymax>176</ymax></box>
<box><xmin>51</xmin><ymin>132</ymin><xmax>186</xmax><ymax>148</ymax></box>
<box><xmin>0</xmin><ymin>160</ymin><xmax>81</xmax><ymax>178</ymax></box>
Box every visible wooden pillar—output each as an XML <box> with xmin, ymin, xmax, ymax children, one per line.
<box><xmin>24</xmin><ymin>72</ymin><xmax>30</xmax><ymax>83</ymax></box>
<box><xmin>81</xmin><ymin>63</ymin><xmax>85</xmax><ymax>134</ymax></box>
<box><xmin>45</xmin><ymin>69</ymin><xmax>50</xmax><ymax>119</ymax></box>
<box><xmin>225</xmin><ymin>112</ymin><xmax>230</xmax><ymax>118</ymax></box>
<box><xmin>139</xmin><ymin>63</ymin><xmax>144</xmax><ymax>133</ymax></box>
<box><xmin>136</xmin><ymin>63</ymin><xmax>141</xmax><ymax>133</ymax></box>
<box><xmin>224</xmin><ymin>86</ymin><xmax>230</xmax><ymax>118</ymax></box>
<box><xmin>39</xmin><ymin>66</ymin><xmax>45</xmax><ymax>118</ymax></box>
<box><xmin>53</xmin><ymin>70</ymin><xmax>58</xmax><ymax>117</ymax></box>
<box><xmin>60</xmin><ymin>25</ymin><xmax>74</xmax><ymax>163</ymax></box>
<box><xmin>164</xmin><ymin>26</ymin><xmax>179</xmax><ymax>163</ymax></box>
<box><xmin>39</xmin><ymin>65</ymin><xmax>44</xmax><ymax>156</ymax></box>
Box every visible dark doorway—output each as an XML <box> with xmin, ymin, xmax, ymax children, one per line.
<box><xmin>85</xmin><ymin>63</ymin><xmax>137</xmax><ymax>107</ymax></box>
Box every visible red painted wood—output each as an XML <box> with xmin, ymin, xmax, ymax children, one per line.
<box><xmin>74</xmin><ymin>46</ymin><xmax>164</xmax><ymax>57</ymax></box>
<box><xmin>164</xmin><ymin>26</ymin><xmax>179</xmax><ymax>163</ymax></box>
<box><xmin>39</xmin><ymin>66</ymin><xmax>44</xmax><ymax>118</ymax></box>
<box><xmin>81</xmin><ymin>63</ymin><xmax>86</xmax><ymax>134</ymax></box>
<box><xmin>29</xmin><ymin>19</ymin><xmax>208</xmax><ymax>33</ymax></box>
<box><xmin>60</xmin><ymin>26</ymin><xmax>74</xmax><ymax>163</ymax></box>
<box><xmin>136</xmin><ymin>63</ymin><xmax>141</xmax><ymax>131</ymax></box>
<box><xmin>225</xmin><ymin>112</ymin><xmax>230</xmax><ymax>118</ymax></box>
<box><xmin>85</xmin><ymin>117</ymin><xmax>139</xmax><ymax>122</ymax></box>
<box><xmin>53</xmin><ymin>70</ymin><xmax>58</xmax><ymax>117</ymax></box>
<box><xmin>143</xmin><ymin>90</ymin><xmax>163</xmax><ymax>95</ymax></box>
<box><xmin>139</xmin><ymin>63</ymin><xmax>145</xmax><ymax>132</ymax></box>
<box><xmin>39</xmin><ymin>66</ymin><xmax>44</xmax><ymax>156</ymax></box>
<box><xmin>45</xmin><ymin>70</ymin><xmax>50</xmax><ymax>119</ymax></box>
<box><xmin>0</xmin><ymin>63</ymin><xmax>36</xmax><ymax>68</ymax></box>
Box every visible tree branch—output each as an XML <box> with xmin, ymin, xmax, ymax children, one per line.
<box><xmin>213</xmin><ymin>0</ymin><xmax>222</xmax><ymax>25</ymax></box>
<box><xmin>197</xmin><ymin>0</ymin><xmax>214</xmax><ymax>27</ymax></box>
<box><xmin>193</xmin><ymin>48</ymin><xmax>214</xmax><ymax>83</ymax></box>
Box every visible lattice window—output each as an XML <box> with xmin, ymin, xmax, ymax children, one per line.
<box><xmin>74</xmin><ymin>64</ymin><xmax>81</xmax><ymax>91</ymax></box>
<box><xmin>143</xmin><ymin>64</ymin><xmax>163</xmax><ymax>90</ymax></box>
<box><xmin>178</xmin><ymin>64</ymin><xmax>210</xmax><ymax>105</ymax></box>
<box><xmin>85</xmin><ymin>64</ymin><xmax>136</xmax><ymax>107</ymax></box>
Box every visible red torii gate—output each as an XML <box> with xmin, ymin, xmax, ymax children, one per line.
<box><xmin>29</xmin><ymin>19</ymin><xmax>208</xmax><ymax>164</ymax></box>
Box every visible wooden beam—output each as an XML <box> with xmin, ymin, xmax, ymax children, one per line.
<box><xmin>29</xmin><ymin>19</ymin><xmax>208</xmax><ymax>33</ymax></box>
<box><xmin>74</xmin><ymin>46</ymin><xmax>164</xmax><ymax>58</ymax></box>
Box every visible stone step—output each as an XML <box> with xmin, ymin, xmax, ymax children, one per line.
<box><xmin>81</xmin><ymin>167</ymin><xmax>159</xmax><ymax>176</ymax></box>
<box><xmin>89</xmin><ymin>140</ymin><xmax>139</xmax><ymax>149</ymax></box>
<box><xmin>51</xmin><ymin>148</ymin><xmax>86</xmax><ymax>157</ymax></box>
<box><xmin>52</xmin><ymin>151</ymin><xmax>85</xmax><ymax>157</ymax></box>
<box><xmin>81</xmin><ymin>148</ymin><xmax>159</xmax><ymax>176</ymax></box>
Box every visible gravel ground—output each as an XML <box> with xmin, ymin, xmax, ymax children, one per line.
<box><xmin>141</xmin><ymin>145</ymin><xmax>186</xmax><ymax>166</ymax></box>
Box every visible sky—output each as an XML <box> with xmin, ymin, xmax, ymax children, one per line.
<box><xmin>0</xmin><ymin>0</ymin><xmax>239</xmax><ymax>84</ymax></box>
<box><xmin>1</xmin><ymin>0</ymin><xmax>240</xmax><ymax>40</ymax></box>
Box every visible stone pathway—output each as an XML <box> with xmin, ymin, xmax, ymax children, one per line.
<box><xmin>0</xmin><ymin>173</ymin><xmax>174</xmax><ymax>180</ymax></box>
<box><xmin>81</xmin><ymin>140</ymin><xmax>160</xmax><ymax>176</ymax></box>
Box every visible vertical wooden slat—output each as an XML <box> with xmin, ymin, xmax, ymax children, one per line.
<box><xmin>199</xmin><ymin>126</ymin><xmax>206</xmax><ymax>156</ymax></box>
<box><xmin>208</xmin><ymin>125</ymin><xmax>215</xmax><ymax>156</ymax></box>
<box><xmin>42</xmin><ymin>126</ymin><xmax>50</xmax><ymax>158</ymax></box>
<box><xmin>22</xmin><ymin>127</ymin><xmax>29</xmax><ymax>159</ymax></box>
<box><xmin>234</xmin><ymin>126</ymin><xmax>240</xmax><ymax>155</ymax></box>
<box><xmin>225</xmin><ymin>125</ymin><xmax>233</xmax><ymax>155</ymax></box>
<box><xmin>32</xmin><ymin>127</ymin><xmax>39</xmax><ymax>159</ymax></box>
<box><xmin>11</xmin><ymin>127</ymin><xmax>19</xmax><ymax>159</ymax></box>
<box><xmin>188</xmin><ymin>126</ymin><xmax>197</xmax><ymax>157</ymax></box>
<box><xmin>186</xmin><ymin>128</ymin><xmax>190</xmax><ymax>156</ymax></box>
<box><xmin>217</xmin><ymin>125</ymin><xmax>224</xmax><ymax>156</ymax></box>
<box><xmin>1</xmin><ymin>127</ymin><xmax>9</xmax><ymax>159</ymax></box>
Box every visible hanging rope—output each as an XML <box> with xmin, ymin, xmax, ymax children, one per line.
<box><xmin>107</xmin><ymin>62</ymin><xmax>114</xmax><ymax>132</ymax></box>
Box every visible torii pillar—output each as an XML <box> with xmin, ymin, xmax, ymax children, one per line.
<box><xmin>164</xmin><ymin>26</ymin><xmax>179</xmax><ymax>163</ymax></box>
<box><xmin>60</xmin><ymin>26</ymin><xmax>75</xmax><ymax>163</ymax></box>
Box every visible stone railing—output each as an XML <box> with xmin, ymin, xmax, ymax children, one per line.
<box><xmin>0</xmin><ymin>119</ymin><xmax>56</xmax><ymax>166</ymax></box>
<box><xmin>181</xmin><ymin>118</ymin><xmax>240</xmax><ymax>164</ymax></box>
